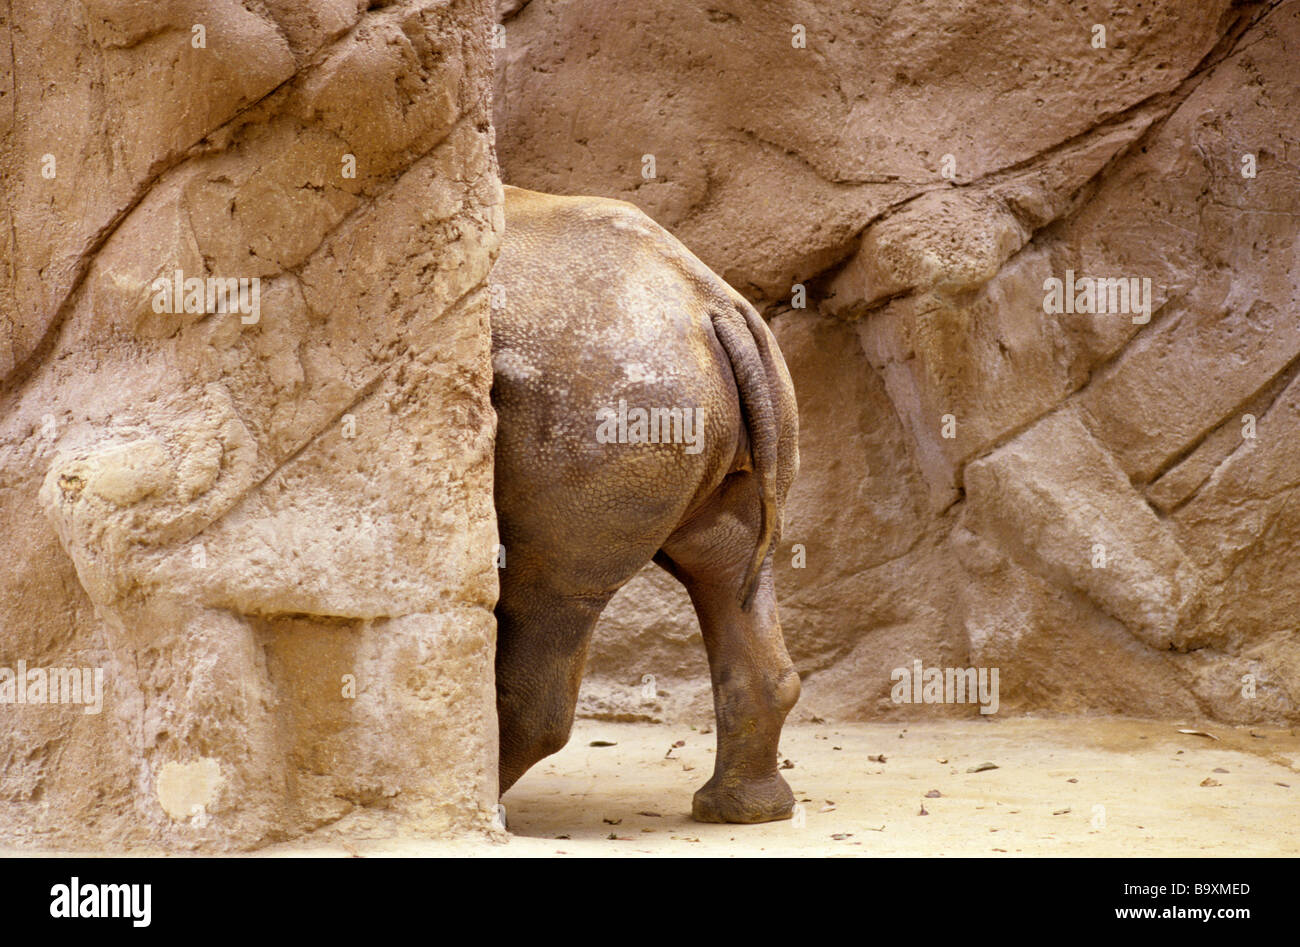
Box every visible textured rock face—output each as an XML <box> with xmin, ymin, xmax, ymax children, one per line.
<box><xmin>496</xmin><ymin>0</ymin><xmax>1300</xmax><ymax>724</ymax></box>
<box><xmin>0</xmin><ymin>0</ymin><xmax>502</xmax><ymax>850</ymax></box>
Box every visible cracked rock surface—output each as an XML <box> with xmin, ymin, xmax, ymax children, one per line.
<box><xmin>0</xmin><ymin>0</ymin><xmax>502</xmax><ymax>850</ymax></box>
<box><xmin>493</xmin><ymin>0</ymin><xmax>1300</xmax><ymax>725</ymax></box>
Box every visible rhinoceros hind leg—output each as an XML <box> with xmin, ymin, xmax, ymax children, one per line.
<box><xmin>658</xmin><ymin>473</ymin><xmax>800</xmax><ymax>824</ymax></box>
<box><xmin>494</xmin><ymin>585</ymin><xmax>609</xmax><ymax>796</ymax></box>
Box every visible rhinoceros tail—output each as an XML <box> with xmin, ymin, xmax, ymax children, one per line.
<box><xmin>710</xmin><ymin>297</ymin><xmax>781</xmax><ymax>610</ymax></box>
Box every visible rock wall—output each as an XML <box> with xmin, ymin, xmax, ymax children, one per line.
<box><xmin>495</xmin><ymin>0</ymin><xmax>1300</xmax><ymax>724</ymax></box>
<box><xmin>0</xmin><ymin>0</ymin><xmax>502</xmax><ymax>850</ymax></box>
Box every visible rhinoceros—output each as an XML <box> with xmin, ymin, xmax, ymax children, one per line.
<box><xmin>491</xmin><ymin>186</ymin><xmax>800</xmax><ymax>823</ymax></box>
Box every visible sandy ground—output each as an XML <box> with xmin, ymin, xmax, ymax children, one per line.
<box><xmin>6</xmin><ymin>717</ymin><xmax>1293</xmax><ymax>857</ymax></box>
<box><xmin>266</xmin><ymin>716</ymin><xmax>1300</xmax><ymax>857</ymax></box>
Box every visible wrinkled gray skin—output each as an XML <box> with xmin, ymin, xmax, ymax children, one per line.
<box><xmin>490</xmin><ymin>186</ymin><xmax>800</xmax><ymax>823</ymax></box>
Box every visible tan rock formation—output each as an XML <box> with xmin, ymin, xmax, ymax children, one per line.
<box><xmin>495</xmin><ymin>0</ymin><xmax>1300</xmax><ymax>725</ymax></box>
<box><xmin>0</xmin><ymin>0</ymin><xmax>502</xmax><ymax>850</ymax></box>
